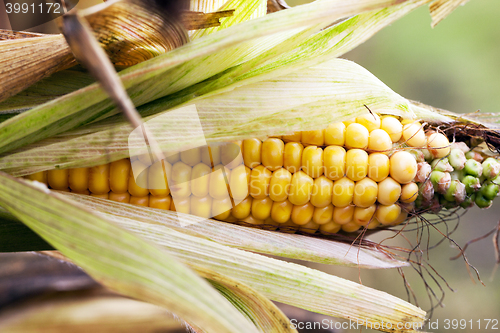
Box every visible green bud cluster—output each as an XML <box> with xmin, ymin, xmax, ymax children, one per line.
<box><xmin>416</xmin><ymin>148</ymin><xmax>500</xmax><ymax>211</ymax></box>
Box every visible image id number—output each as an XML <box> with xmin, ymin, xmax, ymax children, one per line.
<box><xmin>5</xmin><ymin>2</ymin><xmax>61</xmax><ymax>14</ymax></box>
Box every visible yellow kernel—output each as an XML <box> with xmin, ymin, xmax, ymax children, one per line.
<box><xmin>149</xmin><ymin>195</ymin><xmax>171</xmax><ymax>210</ymax></box>
<box><xmin>325</xmin><ymin>122</ymin><xmax>346</xmax><ymax>146</ymax></box>
<box><xmin>427</xmin><ymin>132</ymin><xmax>451</xmax><ymax>158</ymax></box>
<box><xmin>48</xmin><ymin>169</ymin><xmax>69</xmax><ymax>190</ymax></box>
<box><xmin>331</xmin><ymin>177</ymin><xmax>354</xmax><ymax>207</ymax></box>
<box><xmin>249</xmin><ymin>165</ymin><xmax>272</xmax><ymax>199</ymax></box>
<box><xmin>341</xmin><ymin>221</ymin><xmax>361</xmax><ymax>233</ymax></box>
<box><xmin>180</xmin><ymin>147</ymin><xmax>201</xmax><ymax>167</ymax></box>
<box><xmin>282</xmin><ymin>132</ymin><xmax>302</xmax><ymax>143</ymax></box>
<box><xmin>312</xmin><ymin>204</ymin><xmax>334</xmax><ymax>225</ymax></box>
<box><xmin>109</xmin><ymin>191</ymin><xmax>130</xmax><ymax>203</ymax></box>
<box><xmin>319</xmin><ymin>221</ymin><xmax>341</xmax><ymax>234</ymax></box>
<box><xmin>283</xmin><ymin>142</ymin><xmax>303</xmax><ymax>174</ymax></box>
<box><xmin>69</xmin><ymin>168</ymin><xmax>89</xmax><ymax>192</ymax></box>
<box><xmin>377</xmin><ymin>177</ymin><xmax>402</xmax><ymax>205</ymax></box>
<box><xmin>342</xmin><ymin>118</ymin><xmax>355</xmax><ymax>127</ymax></box>
<box><xmin>301</xmin><ymin>146</ymin><xmax>324</xmax><ymax>178</ymax></box>
<box><xmin>229</xmin><ymin>164</ymin><xmax>251</xmax><ymax>201</ymax></box>
<box><xmin>137</xmin><ymin>153</ymin><xmax>152</xmax><ymax>165</ymax></box>
<box><xmin>232</xmin><ymin>196</ymin><xmax>252</xmax><ymax>220</ymax></box>
<box><xmin>242</xmin><ymin>138</ymin><xmax>262</xmax><ymax>168</ymax></box>
<box><xmin>26</xmin><ymin>171</ymin><xmax>48</xmax><ymax>185</ymax></box>
<box><xmin>110</xmin><ymin>159</ymin><xmax>130</xmax><ymax>194</ymax></box>
<box><xmin>165</xmin><ymin>151</ymin><xmax>180</xmax><ymax>164</ymax></box>
<box><xmin>345</xmin><ymin>123</ymin><xmax>369</xmax><ymax>149</ymax></box>
<box><xmin>170</xmin><ymin>161</ymin><xmax>192</xmax><ymax>198</ymax></box>
<box><xmin>367</xmin><ymin>153</ymin><xmax>390</xmax><ymax>182</ymax></box>
<box><xmin>291</xmin><ymin>202</ymin><xmax>315</xmax><ymax>225</ymax></box>
<box><xmin>149</xmin><ymin>160</ymin><xmax>171</xmax><ymax>197</ymax></box>
<box><xmin>345</xmin><ymin>149</ymin><xmax>368</xmax><ymax>181</ymax></box>
<box><xmin>172</xmin><ymin>196</ymin><xmax>190</xmax><ymax>214</ymax></box>
<box><xmin>130</xmin><ymin>195</ymin><xmax>149</xmax><ymax>207</ymax></box>
<box><xmin>251</xmin><ymin>197</ymin><xmax>273</xmax><ymax>220</ymax></box>
<box><xmin>310</xmin><ymin>176</ymin><xmax>333</xmax><ymax>208</ymax></box>
<box><xmin>262</xmin><ymin>217</ymin><xmax>280</xmax><ymax>231</ymax></box>
<box><xmin>201</xmin><ymin>144</ymin><xmax>221</xmax><ymax>166</ymax></box>
<box><xmin>400</xmin><ymin>182</ymin><xmax>419</xmax><ymax>203</ymax></box>
<box><xmin>366</xmin><ymin>218</ymin><xmax>380</xmax><ymax>230</ymax></box>
<box><xmin>242</xmin><ymin>215</ymin><xmax>264</xmax><ymax>226</ymax></box>
<box><xmin>212</xmin><ymin>197</ymin><xmax>232</xmax><ymax>220</ymax></box>
<box><xmin>353</xmin><ymin>178</ymin><xmax>378</xmax><ymax>208</ymax></box>
<box><xmin>356</xmin><ymin>112</ymin><xmax>380</xmax><ymax>132</ymax></box>
<box><xmin>270</xmin><ymin>199</ymin><xmax>293</xmax><ymax>223</ymax></box>
<box><xmin>269</xmin><ymin>168</ymin><xmax>292</xmax><ymax>202</ymax></box>
<box><xmin>376</xmin><ymin>204</ymin><xmax>401</xmax><ymax>225</ymax></box>
<box><xmin>391</xmin><ymin>210</ymin><xmax>409</xmax><ymax>226</ymax></box>
<box><xmin>368</xmin><ymin>129</ymin><xmax>392</xmax><ymax>154</ymax></box>
<box><xmin>190</xmin><ymin>195</ymin><xmax>212</xmax><ymax>219</ymax></box>
<box><xmin>262</xmin><ymin>138</ymin><xmax>285</xmax><ymax>172</ymax></box>
<box><xmin>332</xmin><ymin>205</ymin><xmax>354</xmax><ymax>225</ymax></box>
<box><xmin>89</xmin><ymin>164</ymin><xmax>110</xmax><ymax>195</ymax></box>
<box><xmin>389</xmin><ymin>151</ymin><xmax>417</xmax><ymax>184</ymax></box>
<box><xmin>381</xmin><ymin>116</ymin><xmax>403</xmax><ymax>142</ymax></box>
<box><xmin>129</xmin><ymin>160</ymin><xmax>150</xmax><ymax>197</ymax></box>
<box><xmin>278</xmin><ymin>219</ymin><xmax>299</xmax><ymax>234</ymax></box>
<box><xmin>72</xmin><ymin>189</ymin><xmax>90</xmax><ymax>195</ymax></box>
<box><xmin>302</xmin><ymin>129</ymin><xmax>324</xmax><ymax>146</ymax></box>
<box><xmin>299</xmin><ymin>220</ymin><xmax>320</xmax><ymax>234</ymax></box>
<box><xmin>353</xmin><ymin>205</ymin><xmax>376</xmax><ymax>226</ymax></box>
<box><xmin>209</xmin><ymin>164</ymin><xmax>230</xmax><ymax>200</ymax></box>
<box><xmin>324</xmin><ymin>146</ymin><xmax>346</xmax><ymax>181</ymax></box>
<box><xmin>221</xmin><ymin>141</ymin><xmax>244</xmax><ymax>169</ymax></box>
<box><xmin>90</xmin><ymin>193</ymin><xmax>108</xmax><ymax>199</ymax></box>
<box><xmin>402</xmin><ymin>122</ymin><xmax>426</xmax><ymax>147</ymax></box>
<box><xmin>191</xmin><ymin>162</ymin><xmax>211</xmax><ymax>197</ymax></box>
<box><xmin>288</xmin><ymin>171</ymin><xmax>313</xmax><ymax>205</ymax></box>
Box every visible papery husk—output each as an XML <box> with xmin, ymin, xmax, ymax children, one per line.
<box><xmin>0</xmin><ymin>288</ymin><xmax>186</xmax><ymax>333</ymax></box>
<box><xmin>0</xmin><ymin>0</ymin><xmax>188</xmax><ymax>103</ymax></box>
<box><xmin>61</xmin><ymin>193</ymin><xmax>410</xmax><ymax>269</ymax></box>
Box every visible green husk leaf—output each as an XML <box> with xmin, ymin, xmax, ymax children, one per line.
<box><xmin>61</xmin><ymin>193</ymin><xmax>409</xmax><ymax>268</ymax></box>
<box><xmin>79</xmin><ymin>199</ymin><xmax>427</xmax><ymax>332</ymax></box>
<box><xmin>197</xmin><ymin>270</ymin><xmax>297</xmax><ymax>333</ymax></box>
<box><xmin>0</xmin><ymin>0</ymin><xmax>409</xmax><ymax>155</ymax></box>
<box><xmin>0</xmin><ymin>70</ymin><xmax>94</xmax><ymax>113</ymax></box>
<box><xmin>0</xmin><ymin>59</ymin><xmax>453</xmax><ymax>174</ymax></box>
<box><xmin>190</xmin><ymin>0</ymin><xmax>268</xmax><ymax>40</ymax></box>
<box><xmin>0</xmin><ymin>172</ymin><xmax>260</xmax><ymax>333</ymax></box>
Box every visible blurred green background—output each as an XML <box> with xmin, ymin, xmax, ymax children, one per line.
<box><xmin>289</xmin><ymin>0</ymin><xmax>500</xmax><ymax>332</ymax></box>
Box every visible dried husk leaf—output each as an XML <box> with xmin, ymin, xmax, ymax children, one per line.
<box><xmin>0</xmin><ymin>35</ymin><xmax>76</xmax><ymax>102</ymax></box>
<box><xmin>0</xmin><ymin>173</ymin><xmax>260</xmax><ymax>333</ymax></box>
<box><xmin>0</xmin><ymin>0</ymin><xmax>188</xmax><ymax>103</ymax></box>
<box><xmin>0</xmin><ymin>289</ymin><xmax>186</xmax><ymax>333</ymax></box>
<box><xmin>62</xmin><ymin>193</ymin><xmax>409</xmax><ymax>268</ymax></box>
<box><xmin>429</xmin><ymin>0</ymin><xmax>469</xmax><ymax>27</ymax></box>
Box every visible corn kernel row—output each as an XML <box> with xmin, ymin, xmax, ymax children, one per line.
<box><xmin>24</xmin><ymin>115</ymin><xmax>466</xmax><ymax>235</ymax></box>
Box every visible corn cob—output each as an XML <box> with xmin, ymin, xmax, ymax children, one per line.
<box><xmin>24</xmin><ymin>114</ymin><xmax>500</xmax><ymax>235</ymax></box>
